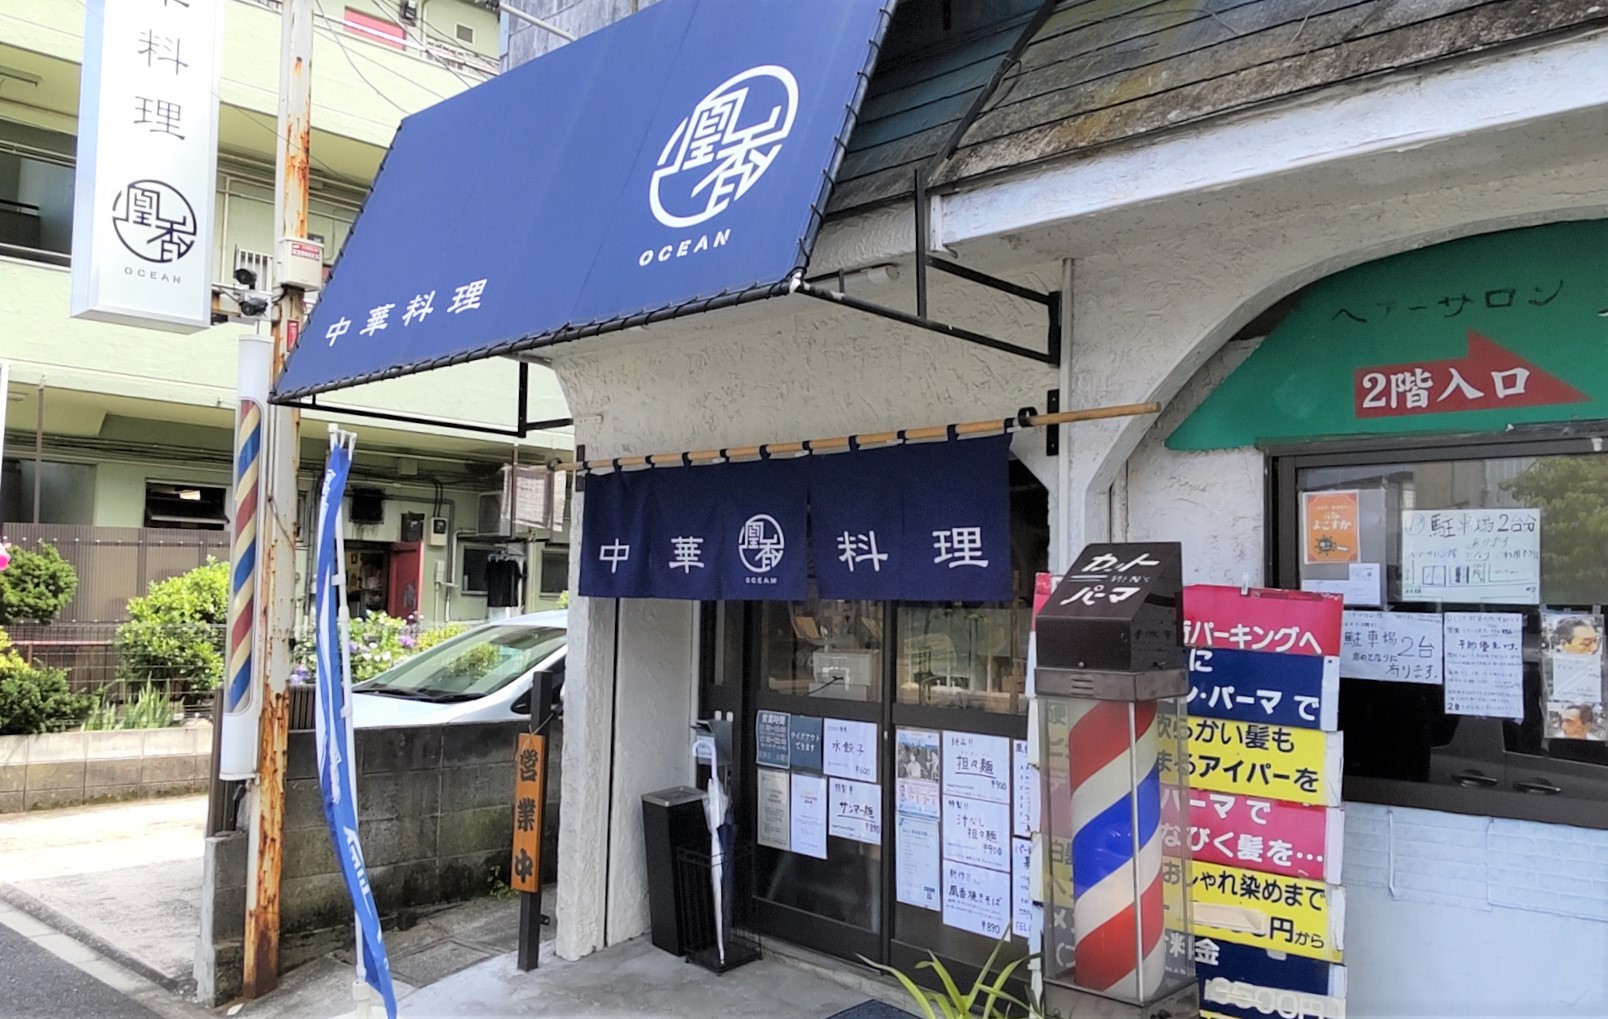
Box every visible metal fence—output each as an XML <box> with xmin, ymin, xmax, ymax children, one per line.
<box><xmin>0</xmin><ymin>524</ymin><xmax>231</xmax><ymax>625</ymax></box>
<box><xmin>6</xmin><ymin>622</ymin><xmax>225</xmax><ymax>717</ymax></box>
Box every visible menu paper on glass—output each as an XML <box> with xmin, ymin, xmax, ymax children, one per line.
<box><xmin>1012</xmin><ymin>837</ymin><xmax>1032</xmax><ymax>939</ymax></box>
<box><xmin>1442</xmin><ymin>612</ymin><xmax>1525</xmax><ymax>718</ymax></box>
<box><xmin>824</xmin><ymin>719</ymin><xmax>878</xmax><ymax>782</ymax></box>
<box><xmin>1400</xmin><ymin>509</ymin><xmax>1541</xmax><ymax>603</ymax></box>
<box><xmin>756</xmin><ymin>767</ymin><xmax>790</xmax><ymax>851</ymax></box>
<box><xmin>942</xmin><ymin>731</ymin><xmax>1010</xmax><ymax>803</ymax></box>
<box><xmin>1012</xmin><ymin>739</ymin><xmax>1037</xmax><ymax>838</ymax></box>
<box><xmin>896</xmin><ymin>814</ymin><xmax>941</xmax><ymax>911</ymax></box>
<box><xmin>895</xmin><ymin>728</ymin><xmax>941</xmax><ymax>819</ymax></box>
<box><xmin>1338</xmin><ymin>611</ymin><xmax>1443</xmax><ymax>684</ymax></box>
<box><xmin>942</xmin><ymin>859</ymin><xmax>1010</xmax><ymax>939</ymax></box>
<box><xmin>789</xmin><ymin>773</ymin><xmax>828</xmax><ymax>860</ymax></box>
<box><xmin>828</xmin><ymin>778</ymin><xmax>881</xmax><ymax>844</ymax></box>
<box><xmin>942</xmin><ymin>794</ymin><xmax>1011</xmax><ymax>872</ymax></box>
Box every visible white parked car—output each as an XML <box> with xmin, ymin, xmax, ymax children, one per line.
<box><xmin>351</xmin><ymin>611</ymin><xmax>566</xmax><ymax>728</ymax></box>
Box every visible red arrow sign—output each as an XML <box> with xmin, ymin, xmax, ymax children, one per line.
<box><xmin>1354</xmin><ymin>330</ymin><xmax>1589</xmax><ymax>418</ymax></box>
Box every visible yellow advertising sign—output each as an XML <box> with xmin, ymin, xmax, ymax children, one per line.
<box><xmin>1159</xmin><ymin>713</ymin><xmax>1342</xmax><ymax>807</ymax></box>
<box><xmin>1173</xmin><ymin>858</ymin><xmax>1344</xmax><ymax>963</ymax></box>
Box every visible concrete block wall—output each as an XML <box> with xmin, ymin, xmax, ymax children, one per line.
<box><xmin>1343</xmin><ymin>803</ymin><xmax>1608</xmax><ymax>1016</ymax></box>
<box><xmin>0</xmin><ymin>725</ymin><xmax>212</xmax><ymax>812</ymax></box>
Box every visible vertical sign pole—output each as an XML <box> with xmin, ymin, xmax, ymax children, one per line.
<box><xmin>243</xmin><ymin>0</ymin><xmax>313</xmax><ymax>997</ymax></box>
<box><xmin>515</xmin><ymin>669</ymin><xmax>557</xmax><ymax>971</ymax></box>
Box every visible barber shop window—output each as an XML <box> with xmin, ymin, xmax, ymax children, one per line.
<box><xmin>1271</xmin><ymin>431</ymin><xmax>1608</xmax><ymax>829</ymax></box>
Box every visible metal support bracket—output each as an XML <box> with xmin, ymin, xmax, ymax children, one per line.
<box><xmin>1045</xmin><ymin>389</ymin><xmax>1061</xmax><ymax>456</ymax></box>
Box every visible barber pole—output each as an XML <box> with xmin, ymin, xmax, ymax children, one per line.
<box><xmin>1068</xmin><ymin>699</ymin><xmax>1166</xmax><ymax>1001</ymax></box>
<box><xmin>219</xmin><ymin>335</ymin><xmax>272</xmax><ymax>780</ymax></box>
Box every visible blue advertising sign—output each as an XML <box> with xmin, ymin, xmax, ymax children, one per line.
<box><xmin>1187</xmin><ymin>647</ymin><xmax>1340</xmax><ymax>731</ymax></box>
<box><xmin>578</xmin><ymin>438</ymin><xmax>1013</xmax><ymax>602</ymax></box>
<box><xmin>756</xmin><ymin>710</ymin><xmax>791</xmax><ymax>768</ymax></box>
<box><xmin>1193</xmin><ymin>936</ymin><xmax>1347</xmax><ymax>998</ymax></box>
<box><xmin>789</xmin><ymin>715</ymin><xmax>824</xmax><ymax>773</ymax></box>
<box><xmin>313</xmin><ymin>437</ymin><xmax>398</xmax><ymax>1018</ymax></box>
<box><xmin>276</xmin><ymin>0</ymin><xmax>896</xmax><ymax>400</ymax></box>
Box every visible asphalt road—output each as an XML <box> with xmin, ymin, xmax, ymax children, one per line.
<box><xmin>0</xmin><ymin>923</ymin><xmax>161</xmax><ymax>1019</ymax></box>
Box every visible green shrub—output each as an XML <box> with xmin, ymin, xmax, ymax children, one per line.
<box><xmin>0</xmin><ymin>542</ymin><xmax>79</xmax><ymax>625</ymax></box>
<box><xmin>349</xmin><ymin>613</ymin><xmax>409</xmax><ymax>682</ymax></box>
<box><xmin>83</xmin><ymin>684</ymin><xmax>177</xmax><ymax>731</ymax></box>
<box><xmin>115</xmin><ymin>560</ymin><xmax>229</xmax><ymax>692</ymax></box>
<box><xmin>415</xmin><ymin>622</ymin><xmax>470</xmax><ymax>653</ymax></box>
<box><xmin>0</xmin><ymin>632</ymin><xmax>90</xmax><ymax>735</ymax></box>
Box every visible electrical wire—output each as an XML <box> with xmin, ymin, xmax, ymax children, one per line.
<box><xmin>311</xmin><ymin>0</ymin><xmax>449</xmax><ymax>113</ymax></box>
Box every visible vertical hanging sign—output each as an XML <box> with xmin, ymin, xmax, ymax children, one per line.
<box><xmin>71</xmin><ymin>0</ymin><xmax>222</xmax><ymax>331</ymax></box>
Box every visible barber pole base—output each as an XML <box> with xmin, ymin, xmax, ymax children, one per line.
<box><xmin>1067</xmin><ymin>699</ymin><xmax>1166</xmax><ymax>1002</ymax></box>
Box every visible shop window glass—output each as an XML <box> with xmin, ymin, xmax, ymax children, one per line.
<box><xmin>1277</xmin><ymin>444</ymin><xmax>1608</xmax><ymax>828</ymax></box>
<box><xmin>897</xmin><ymin>605</ymin><xmax>1028</xmax><ymax>714</ymax></box>
<box><xmin>758</xmin><ymin>596</ymin><xmax>882</xmax><ymax>702</ymax></box>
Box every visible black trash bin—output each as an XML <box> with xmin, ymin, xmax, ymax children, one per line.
<box><xmin>641</xmin><ymin>786</ymin><xmax>708</xmax><ymax>956</ymax></box>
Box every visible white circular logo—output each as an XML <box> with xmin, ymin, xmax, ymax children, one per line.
<box><xmin>649</xmin><ymin>65</ymin><xmax>798</xmax><ymax>229</ymax></box>
<box><xmin>737</xmin><ymin>514</ymin><xmax>786</xmax><ymax>574</ymax></box>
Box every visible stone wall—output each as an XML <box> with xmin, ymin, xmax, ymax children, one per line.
<box><xmin>0</xmin><ymin>725</ymin><xmax>212</xmax><ymax>812</ymax></box>
<box><xmin>196</xmin><ymin>719</ymin><xmax>559</xmax><ymax>1004</ymax></box>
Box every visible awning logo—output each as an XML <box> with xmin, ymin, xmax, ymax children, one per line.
<box><xmin>112</xmin><ymin>179</ymin><xmax>197</xmax><ymax>263</ymax></box>
<box><xmin>650</xmin><ymin>65</ymin><xmax>798</xmax><ymax>229</ymax></box>
<box><xmin>738</xmin><ymin>514</ymin><xmax>785</xmax><ymax>574</ymax></box>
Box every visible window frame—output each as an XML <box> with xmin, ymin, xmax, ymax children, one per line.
<box><xmin>1267</xmin><ymin>421</ymin><xmax>1608</xmax><ymax>830</ymax></box>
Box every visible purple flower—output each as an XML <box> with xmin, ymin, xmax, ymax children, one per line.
<box><xmin>291</xmin><ymin>665</ymin><xmax>309</xmax><ymax>685</ymax></box>
<box><xmin>400</xmin><ymin>635</ymin><xmax>416</xmax><ymax>649</ymax></box>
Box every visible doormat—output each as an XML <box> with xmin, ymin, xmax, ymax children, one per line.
<box><xmin>823</xmin><ymin>1001</ymin><xmax>918</xmax><ymax>1019</ymax></box>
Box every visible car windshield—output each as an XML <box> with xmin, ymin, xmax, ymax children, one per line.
<box><xmin>355</xmin><ymin>625</ymin><xmax>565</xmax><ymax>699</ymax></box>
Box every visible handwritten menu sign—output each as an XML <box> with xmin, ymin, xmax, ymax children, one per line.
<box><xmin>824</xmin><ymin>719</ymin><xmax>877</xmax><ymax>782</ymax></box>
<box><xmin>1442</xmin><ymin>612</ymin><xmax>1524</xmax><ymax>718</ymax></box>
<box><xmin>828</xmin><ymin>778</ymin><xmax>881</xmax><ymax>844</ymax></box>
<box><xmin>756</xmin><ymin>710</ymin><xmax>790</xmax><ymax>768</ymax></box>
<box><xmin>942</xmin><ymin>731</ymin><xmax>1010</xmax><ymax>803</ymax></box>
<box><xmin>1400</xmin><ymin>509</ymin><xmax>1540</xmax><ymax>604</ymax></box>
<box><xmin>1338</xmin><ymin>611</ymin><xmax>1443</xmax><ymax>684</ymax></box>
<box><xmin>1013</xmin><ymin>739</ymin><xmax>1037</xmax><ymax>838</ymax></box>
<box><xmin>942</xmin><ymin>859</ymin><xmax>1010</xmax><ymax>939</ymax></box>
<box><xmin>941</xmin><ymin>794</ymin><xmax>1011</xmax><ymax>872</ymax></box>
<box><xmin>1012</xmin><ymin>837</ymin><xmax>1033</xmax><ymax>939</ymax></box>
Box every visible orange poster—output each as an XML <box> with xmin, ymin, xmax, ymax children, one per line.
<box><xmin>1303</xmin><ymin>491</ymin><xmax>1360</xmax><ymax>564</ymax></box>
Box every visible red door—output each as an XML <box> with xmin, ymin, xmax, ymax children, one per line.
<box><xmin>387</xmin><ymin>542</ymin><xmax>424</xmax><ymax>619</ymax></box>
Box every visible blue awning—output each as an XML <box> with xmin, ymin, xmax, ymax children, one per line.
<box><xmin>274</xmin><ymin>0</ymin><xmax>894</xmax><ymax>401</ymax></box>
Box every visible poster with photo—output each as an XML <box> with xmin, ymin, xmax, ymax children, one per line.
<box><xmin>1542</xmin><ymin>610</ymin><xmax>1606</xmax><ymax>742</ymax></box>
<box><xmin>895</xmin><ymin>728</ymin><xmax>941</xmax><ymax>819</ymax></box>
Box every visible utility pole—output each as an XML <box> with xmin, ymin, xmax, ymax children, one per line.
<box><xmin>242</xmin><ymin>0</ymin><xmax>313</xmax><ymax>997</ymax></box>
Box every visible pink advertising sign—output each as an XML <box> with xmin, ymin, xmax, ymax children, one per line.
<box><xmin>1162</xmin><ymin>788</ymin><xmax>1342</xmax><ymax>883</ymax></box>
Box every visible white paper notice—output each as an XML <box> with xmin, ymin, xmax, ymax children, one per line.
<box><xmin>1012</xmin><ymin>838</ymin><xmax>1032</xmax><ymax>939</ymax></box>
<box><xmin>1013</xmin><ymin>739</ymin><xmax>1037</xmax><ymax>838</ymax></box>
<box><xmin>943</xmin><ymin>731</ymin><xmax>1010</xmax><ymax>803</ymax></box>
<box><xmin>896</xmin><ymin>728</ymin><xmax>941</xmax><ymax>819</ymax></box>
<box><xmin>1301</xmin><ymin>563</ymin><xmax>1383</xmax><ymax>607</ymax></box>
<box><xmin>1443</xmin><ymin>612</ymin><xmax>1525</xmax><ymax>718</ymax></box>
<box><xmin>757</xmin><ymin>767</ymin><xmax>790</xmax><ymax>852</ymax></box>
<box><xmin>789</xmin><ymin>773</ymin><xmax>828</xmax><ymax>860</ymax></box>
<box><xmin>824</xmin><ymin>719</ymin><xmax>878</xmax><ymax>782</ymax></box>
<box><xmin>942</xmin><ymin>860</ymin><xmax>1010</xmax><ymax>940</ymax></box>
<box><xmin>1401</xmin><ymin>509</ymin><xmax>1541</xmax><ymax>604</ymax></box>
<box><xmin>895</xmin><ymin>814</ymin><xmax>941</xmax><ymax>911</ymax></box>
<box><xmin>942</xmin><ymin>794</ymin><xmax>1011</xmax><ymax>872</ymax></box>
<box><xmin>828</xmin><ymin>779</ymin><xmax>882</xmax><ymax>844</ymax></box>
<box><xmin>1339</xmin><ymin>610</ymin><xmax>1444</xmax><ymax>684</ymax></box>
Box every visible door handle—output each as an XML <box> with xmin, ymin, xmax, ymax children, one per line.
<box><xmin>1452</xmin><ymin>770</ymin><xmax>1499</xmax><ymax>788</ymax></box>
<box><xmin>1513</xmin><ymin>778</ymin><xmax>1562</xmax><ymax>795</ymax></box>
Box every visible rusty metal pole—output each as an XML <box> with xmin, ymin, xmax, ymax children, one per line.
<box><xmin>242</xmin><ymin>0</ymin><xmax>312</xmax><ymax>997</ymax></box>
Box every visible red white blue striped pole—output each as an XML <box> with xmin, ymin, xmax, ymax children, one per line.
<box><xmin>1067</xmin><ymin>699</ymin><xmax>1166</xmax><ymax>1001</ymax></box>
<box><xmin>219</xmin><ymin>334</ymin><xmax>272</xmax><ymax>780</ymax></box>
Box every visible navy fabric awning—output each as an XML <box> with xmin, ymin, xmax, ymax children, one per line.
<box><xmin>579</xmin><ymin>435</ymin><xmax>1014</xmax><ymax>603</ymax></box>
<box><xmin>274</xmin><ymin>0</ymin><xmax>894</xmax><ymax>401</ymax></box>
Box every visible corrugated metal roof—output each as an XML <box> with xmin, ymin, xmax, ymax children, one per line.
<box><xmin>827</xmin><ymin>0</ymin><xmax>1049</xmax><ymax>216</ymax></box>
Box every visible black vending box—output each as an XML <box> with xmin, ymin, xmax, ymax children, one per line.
<box><xmin>641</xmin><ymin>786</ymin><xmax>709</xmax><ymax>956</ymax></box>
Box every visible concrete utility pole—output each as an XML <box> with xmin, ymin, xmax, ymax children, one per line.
<box><xmin>242</xmin><ymin>0</ymin><xmax>313</xmax><ymax>997</ymax></box>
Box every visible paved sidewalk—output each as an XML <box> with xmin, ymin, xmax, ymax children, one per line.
<box><xmin>0</xmin><ymin>794</ymin><xmax>206</xmax><ymax>994</ymax></box>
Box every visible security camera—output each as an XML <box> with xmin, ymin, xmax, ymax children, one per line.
<box><xmin>239</xmin><ymin>294</ymin><xmax>271</xmax><ymax>318</ymax></box>
<box><xmin>233</xmin><ymin>267</ymin><xmax>258</xmax><ymax>289</ymax></box>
